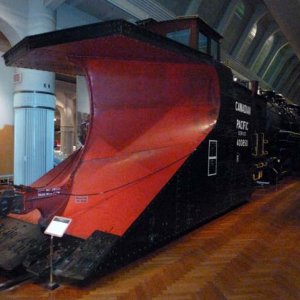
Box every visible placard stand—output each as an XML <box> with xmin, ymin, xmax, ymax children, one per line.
<box><xmin>47</xmin><ymin>235</ymin><xmax>59</xmax><ymax>290</ymax></box>
<box><xmin>44</xmin><ymin>216</ymin><xmax>72</xmax><ymax>290</ymax></box>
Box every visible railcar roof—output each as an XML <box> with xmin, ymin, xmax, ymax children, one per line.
<box><xmin>3</xmin><ymin>19</ymin><xmax>212</xmax><ymax>76</ymax></box>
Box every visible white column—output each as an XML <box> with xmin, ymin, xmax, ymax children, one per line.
<box><xmin>13</xmin><ymin>0</ymin><xmax>56</xmax><ymax>185</ymax></box>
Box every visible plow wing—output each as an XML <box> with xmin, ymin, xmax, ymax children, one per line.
<box><xmin>1</xmin><ymin>20</ymin><xmax>220</xmax><ymax>280</ymax></box>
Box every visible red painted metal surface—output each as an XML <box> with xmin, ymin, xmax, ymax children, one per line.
<box><xmin>62</xmin><ymin>59</ymin><xmax>220</xmax><ymax>238</ymax></box>
<box><xmin>8</xmin><ymin>33</ymin><xmax>220</xmax><ymax>239</ymax></box>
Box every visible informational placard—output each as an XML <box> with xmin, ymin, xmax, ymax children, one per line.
<box><xmin>44</xmin><ymin>216</ymin><xmax>72</xmax><ymax>238</ymax></box>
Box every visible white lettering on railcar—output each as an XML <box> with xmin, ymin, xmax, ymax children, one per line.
<box><xmin>235</xmin><ymin>101</ymin><xmax>251</xmax><ymax>115</ymax></box>
<box><xmin>236</xmin><ymin>139</ymin><xmax>248</xmax><ymax>147</ymax></box>
<box><xmin>236</xmin><ymin>119</ymin><xmax>249</xmax><ymax>131</ymax></box>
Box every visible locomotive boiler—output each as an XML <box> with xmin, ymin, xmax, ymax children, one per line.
<box><xmin>251</xmin><ymin>90</ymin><xmax>300</xmax><ymax>184</ymax></box>
<box><xmin>0</xmin><ymin>17</ymin><xmax>299</xmax><ymax>284</ymax></box>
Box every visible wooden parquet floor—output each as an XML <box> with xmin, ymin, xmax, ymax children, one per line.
<box><xmin>0</xmin><ymin>178</ymin><xmax>300</xmax><ymax>299</ymax></box>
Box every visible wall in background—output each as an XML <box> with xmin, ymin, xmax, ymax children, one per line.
<box><xmin>0</xmin><ymin>53</ymin><xmax>13</xmax><ymax>175</ymax></box>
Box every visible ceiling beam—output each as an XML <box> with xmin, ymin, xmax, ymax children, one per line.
<box><xmin>185</xmin><ymin>0</ymin><xmax>205</xmax><ymax>15</ymax></box>
<box><xmin>44</xmin><ymin>0</ymin><xmax>67</xmax><ymax>10</ymax></box>
<box><xmin>282</xmin><ymin>65</ymin><xmax>300</xmax><ymax>94</ymax></box>
<box><xmin>274</xmin><ymin>55</ymin><xmax>299</xmax><ymax>91</ymax></box>
<box><xmin>105</xmin><ymin>0</ymin><xmax>174</xmax><ymax>21</ymax></box>
<box><xmin>216</xmin><ymin>0</ymin><xmax>239</xmax><ymax>35</ymax></box>
<box><xmin>231</xmin><ymin>4</ymin><xmax>267</xmax><ymax>58</ymax></box>
<box><xmin>258</xmin><ymin>38</ymin><xmax>287</xmax><ymax>77</ymax></box>
<box><xmin>246</xmin><ymin>23</ymin><xmax>279</xmax><ymax>67</ymax></box>
<box><xmin>267</xmin><ymin>46</ymin><xmax>293</xmax><ymax>85</ymax></box>
<box><xmin>286</xmin><ymin>72</ymin><xmax>300</xmax><ymax>96</ymax></box>
<box><xmin>292</xmin><ymin>86</ymin><xmax>300</xmax><ymax>103</ymax></box>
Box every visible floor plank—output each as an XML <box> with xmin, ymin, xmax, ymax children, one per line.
<box><xmin>0</xmin><ymin>178</ymin><xmax>299</xmax><ymax>299</ymax></box>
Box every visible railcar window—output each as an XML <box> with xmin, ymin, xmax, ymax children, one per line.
<box><xmin>198</xmin><ymin>33</ymin><xmax>208</xmax><ymax>54</ymax></box>
<box><xmin>211</xmin><ymin>39</ymin><xmax>219</xmax><ymax>60</ymax></box>
<box><xmin>208</xmin><ymin>140</ymin><xmax>218</xmax><ymax>176</ymax></box>
<box><xmin>167</xmin><ymin>29</ymin><xmax>190</xmax><ymax>46</ymax></box>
